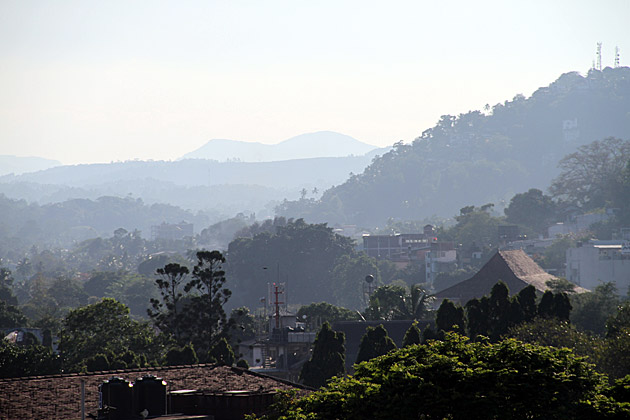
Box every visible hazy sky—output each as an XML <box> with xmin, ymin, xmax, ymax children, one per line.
<box><xmin>1</xmin><ymin>1</ymin><xmax>628</xmax><ymax>165</ymax></box>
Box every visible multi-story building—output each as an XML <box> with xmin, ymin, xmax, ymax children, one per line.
<box><xmin>566</xmin><ymin>240</ymin><xmax>630</xmax><ymax>292</ymax></box>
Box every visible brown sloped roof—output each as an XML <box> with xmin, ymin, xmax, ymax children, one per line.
<box><xmin>434</xmin><ymin>250</ymin><xmax>584</xmax><ymax>304</ymax></box>
<box><xmin>498</xmin><ymin>250</ymin><xmax>557</xmax><ymax>291</ymax></box>
<box><xmin>0</xmin><ymin>364</ymin><xmax>309</xmax><ymax>420</ymax></box>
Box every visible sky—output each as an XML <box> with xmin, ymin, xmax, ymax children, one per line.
<box><xmin>0</xmin><ymin>1</ymin><xmax>629</xmax><ymax>165</ymax></box>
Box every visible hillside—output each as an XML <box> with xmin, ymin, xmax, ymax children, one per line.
<box><xmin>0</xmin><ymin>155</ymin><xmax>61</xmax><ymax>176</ymax></box>
<box><xmin>179</xmin><ymin>131</ymin><xmax>378</xmax><ymax>161</ymax></box>
<box><xmin>277</xmin><ymin>67</ymin><xmax>630</xmax><ymax>226</ymax></box>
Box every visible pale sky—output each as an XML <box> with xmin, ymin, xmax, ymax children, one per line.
<box><xmin>0</xmin><ymin>1</ymin><xmax>628</xmax><ymax>165</ymax></box>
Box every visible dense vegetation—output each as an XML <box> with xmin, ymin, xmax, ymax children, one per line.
<box><xmin>258</xmin><ymin>333</ymin><xmax>630</xmax><ymax>420</ymax></box>
<box><xmin>277</xmin><ymin>67</ymin><xmax>630</xmax><ymax>226</ymax></box>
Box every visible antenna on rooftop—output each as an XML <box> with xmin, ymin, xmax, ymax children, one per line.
<box><xmin>596</xmin><ymin>42</ymin><xmax>602</xmax><ymax>70</ymax></box>
<box><xmin>615</xmin><ymin>46</ymin><xmax>620</xmax><ymax>68</ymax></box>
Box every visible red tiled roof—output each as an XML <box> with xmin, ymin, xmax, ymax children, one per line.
<box><xmin>0</xmin><ymin>364</ymin><xmax>308</xmax><ymax>420</ymax></box>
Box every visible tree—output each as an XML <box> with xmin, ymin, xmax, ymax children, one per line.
<box><xmin>300</xmin><ymin>322</ymin><xmax>346</xmax><ymax>388</ymax></box>
<box><xmin>208</xmin><ymin>337</ymin><xmax>235</xmax><ymax>366</ymax></box>
<box><xmin>550</xmin><ymin>137</ymin><xmax>630</xmax><ymax>209</ymax></box>
<box><xmin>402</xmin><ymin>321</ymin><xmax>421</xmax><ymax>347</ymax></box>
<box><xmin>165</xmin><ymin>343</ymin><xmax>198</xmax><ymax>366</ymax></box>
<box><xmin>259</xmin><ymin>333</ymin><xmax>627</xmax><ymax>420</ymax></box>
<box><xmin>227</xmin><ymin>219</ymin><xmax>356</xmax><ymax>308</ymax></box>
<box><xmin>296</xmin><ymin>302</ymin><xmax>360</xmax><ymax>331</ymax></box>
<box><xmin>0</xmin><ymin>341</ymin><xmax>61</xmax><ymax>378</ymax></box>
<box><xmin>504</xmin><ymin>188</ymin><xmax>557</xmax><ymax>233</ymax></box>
<box><xmin>571</xmin><ymin>282</ymin><xmax>619</xmax><ymax>336</ymax></box>
<box><xmin>185</xmin><ymin>250</ymin><xmax>231</xmax><ymax>353</ymax></box>
<box><xmin>228</xmin><ymin>306</ymin><xmax>257</xmax><ymax>348</ymax></box>
<box><xmin>331</xmin><ymin>253</ymin><xmax>379</xmax><ymax>310</ymax></box>
<box><xmin>149</xmin><ymin>251</ymin><xmax>232</xmax><ymax>354</ymax></box>
<box><xmin>355</xmin><ymin>324</ymin><xmax>396</xmax><ymax>363</ymax></box>
<box><xmin>435</xmin><ymin>299</ymin><xmax>465</xmax><ymax>333</ymax></box>
<box><xmin>148</xmin><ymin>263</ymin><xmax>190</xmax><ymax>343</ymax></box>
<box><xmin>60</xmin><ymin>298</ymin><xmax>158</xmax><ymax>372</ymax></box>
<box><xmin>364</xmin><ymin>284</ymin><xmax>432</xmax><ymax>321</ymax></box>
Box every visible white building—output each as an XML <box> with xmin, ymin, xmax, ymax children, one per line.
<box><xmin>566</xmin><ymin>240</ymin><xmax>630</xmax><ymax>293</ymax></box>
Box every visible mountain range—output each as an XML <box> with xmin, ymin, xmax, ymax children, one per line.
<box><xmin>277</xmin><ymin>67</ymin><xmax>630</xmax><ymax>226</ymax></box>
<box><xmin>179</xmin><ymin>131</ymin><xmax>380</xmax><ymax>162</ymax></box>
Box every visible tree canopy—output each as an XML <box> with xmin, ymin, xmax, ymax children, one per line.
<box><xmin>259</xmin><ymin>333</ymin><xmax>630</xmax><ymax>420</ymax></box>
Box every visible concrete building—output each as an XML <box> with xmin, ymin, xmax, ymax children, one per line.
<box><xmin>566</xmin><ymin>240</ymin><xmax>630</xmax><ymax>292</ymax></box>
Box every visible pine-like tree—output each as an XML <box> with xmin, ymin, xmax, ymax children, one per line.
<box><xmin>436</xmin><ymin>299</ymin><xmax>466</xmax><ymax>333</ymax></box>
<box><xmin>300</xmin><ymin>322</ymin><xmax>346</xmax><ymax>388</ymax></box>
<box><xmin>356</xmin><ymin>324</ymin><xmax>396</xmax><ymax>363</ymax></box>
<box><xmin>402</xmin><ymin>321</ymin><xmax>422</xmax><ymax>347</ymax></box>
<box><xmin>208</xmin><ymin>337</ymin><xmax>235</xmax><ymax>366</ymax></box>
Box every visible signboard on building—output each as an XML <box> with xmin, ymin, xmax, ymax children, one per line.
<box><xmin>622</xmin><ymin>241</ymin><xmax>630</xmax><ymax>255</ymax></box>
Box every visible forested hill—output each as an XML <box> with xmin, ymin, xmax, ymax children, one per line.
<box><xmin>277</xmin><ymin>67</ymin><xmax>630</xmax><ymax>226</ymax></box>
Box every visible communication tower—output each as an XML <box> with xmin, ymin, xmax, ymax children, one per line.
<box><xmin>596</xmin><ymin>42</ymin><xmax>602</xmax><ymax>70</ymax></box>
<box><xmin>615</xmin><ymin>46</ymin><xmax>620</xmax><ymax>68</ymax></box>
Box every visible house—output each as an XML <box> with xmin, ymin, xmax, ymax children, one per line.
<box><xmin>0</xmin><ymin>364</ymin><xmax>310</xmax><ymax>420</ymax></box>
<box><xmin>566</xmin><ymin>240</ymin><xmax>630</xmax><ymax>292</ymax></box>
<box><xmin>434</xmin><ymin>250</ymin><xmax>585</xmax><ymax>305</ymax></box>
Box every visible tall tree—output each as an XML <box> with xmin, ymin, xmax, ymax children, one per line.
<box><xmin>60</xmin><ymin>298</ymin><xmax>157</xmax><ymax>372</ymax></box>
<box><xmin>435</xmin><ymin>299</ymin><xmax>466</xmax><ymax>333</ymax></box>
<box><xmin>356</xmin><ymin>324</ymin><xmax>396</xmax><ymax>363</ymax></box>
<box><xmin>504</xmin><ymin>188</ymin><xmax>557</xmax><ymax>233</ymax></box>
<box><xmin>186</xmin><ymin>250</ymin><xmax>231</xmax><ymax>353</ymax></box>
<box><xmin>550</xmin><ymin>137</ymin><xmax>630</xmax><ymax>209</ymax></box>
<box><xmin>300</xmin><ymin>322</ymin><xmax>346</xmax><ymax>388</ymax></box>
<box><xmin>148</xmin><ymin>263</ymin><xmax>190</xmax><ymax>343</ymax></box>
<box><xmin>402</xmin><ymin>321</ymin><xmax>422</xmax><ymax>347</ymax></box>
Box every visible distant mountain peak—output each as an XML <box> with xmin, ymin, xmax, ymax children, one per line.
<box><xmin>180</xmin><ymin>131</ymin><xmax>377</xmax><ymax>162</ymax></box>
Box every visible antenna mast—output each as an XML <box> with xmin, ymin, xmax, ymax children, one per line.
<box><xmin>615</xmin><ymin>46</ymin><xmax>620</xmax><ymax>68</ymax></box>
<box><xmin>596</xmin><ymin>42</ymin><xmax>602</xmax><ymax>70</ymax></box>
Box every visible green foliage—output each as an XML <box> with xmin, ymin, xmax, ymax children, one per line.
<box><xmin>504</xmin><ymin>188</ymin><xmax>557</xmax><ymax>233</ymax></box>
<box><xmin>259</xmin><ymin>333</ymin><xmax>627</xmax><ymax>420</ymax></box>
<box><xmin>208</xmin><ymin>337</ymin><xmax>235</xmax><ymax>366</ymax></box>
<box><xmin>435</xmin><ymin>299</ymin><xmax>465</xmax><ymax>333</ymax></box>
<box><xmin>606</xmin><ymin>302</ymin><xmax>630</xmax><ymax>339</ymax></box>
<box><xmin>228</xmin><ymin>306</ymin><xmax>257</xmax><ymax>347</ymax></box>
<box><xmin>60</xmin><ymin>298</ymin><xmax>158</xmax><ymax>372</ymax></box>
<box><xmin>541</xmin><ymin>237</ymin><xmax>577</xmax><ymax>271</ymax></box>
<box><xmin>0</xmin><ymin>341</ymin><xmax>61</xmax><ymax>378</ymax></box>
<box><xmin>364</xmin><ymin>284</ymin><xmax>432</xmax><ymax>321</ymax></box>
<box><xmin>296</xmin><ymin>302</ymin><xmax>360</xmax><ymax>331</ymax></box>
<box><xmin>0</xmin><ymin>300</ymin><xmax>28</xmax><ymax>328</ymax></box>
<box><xmin>355</xmin><ymin>325</ymin><xmax>396</xmax><ymax>364</ymax></box>
<box><xmin>148</xmin><ymin>250</ymin><xmax>231</xmax><ymax>353</ymax></box>
<box><xmin>550</xmin><ymin>137</ymin><xmax>630</xmax><ymax>210</ymax></box>
<box><xmin>236</xmin><ymin>358</ymin><xmax>249</xmax><ymax>369</ymax></box>
<box><xmin>165</xmin><ymin>343</ymin><xmax>199</xmax><ymax>366</ymax></box>
<box><xmin>300</xmin><ymin>322</ymin><xmax>346</xmax><ymax>388</ymax></box>
<box><xmin>572</xmin><ymin>282</ymin><xmax>620</xmax><ymax>336</ymax></box>
<box><xmin>402</xmin><ymin>321</ymin><xmax>421</xmax><ymax>347</ymax></box>
<box><xmin>331</xmin><ymin>253</ymin><xmax>379</xmax><ymax>310</ymax></box>
<box><xmin>227</xmin><ymin>218</ymin><xmax>356</xmax><ymax>308</ymax></box>
<box><xmin>148</xmin><ymin>263</ymin><xmax>190</xmax><ymax>343</ymax></box>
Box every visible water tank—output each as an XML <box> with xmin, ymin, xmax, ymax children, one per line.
<box><xmin>133</xmin><ymin>375</ymin><xmax>167</xmax><ymax>418</ymax></box>
<box><xmin>99</xmin><ymin>377</ymin><xmax>133</xmax><ymax>420</ymax></box>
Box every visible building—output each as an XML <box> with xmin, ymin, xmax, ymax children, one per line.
<box><xmin>362</xmin><ymin>225</ymin><xmax>455</xmax><ymax>273</ymax></box>
<box><xmin>425</xmin><ymin>241</ymin><xmax>457</xmax><ymax>285</ymax></box>
<box><xmin>434</xmin><ymin>250</ymin><xmax>585</xmax><ymax>305</ymax></box>
<box><xmin>151</xmin><ymin>221</ymin><xmax>194</xmax><ymax>241</ymax></box>
<box><xmin>566</xmin><ymin>240</ymin><xmax>630</xmax><ymax>292</ymax></box>
<box><xmin>0</xmin><ymin>365</ymin><xmax>310</xmax><ymax>420</ymax></box>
